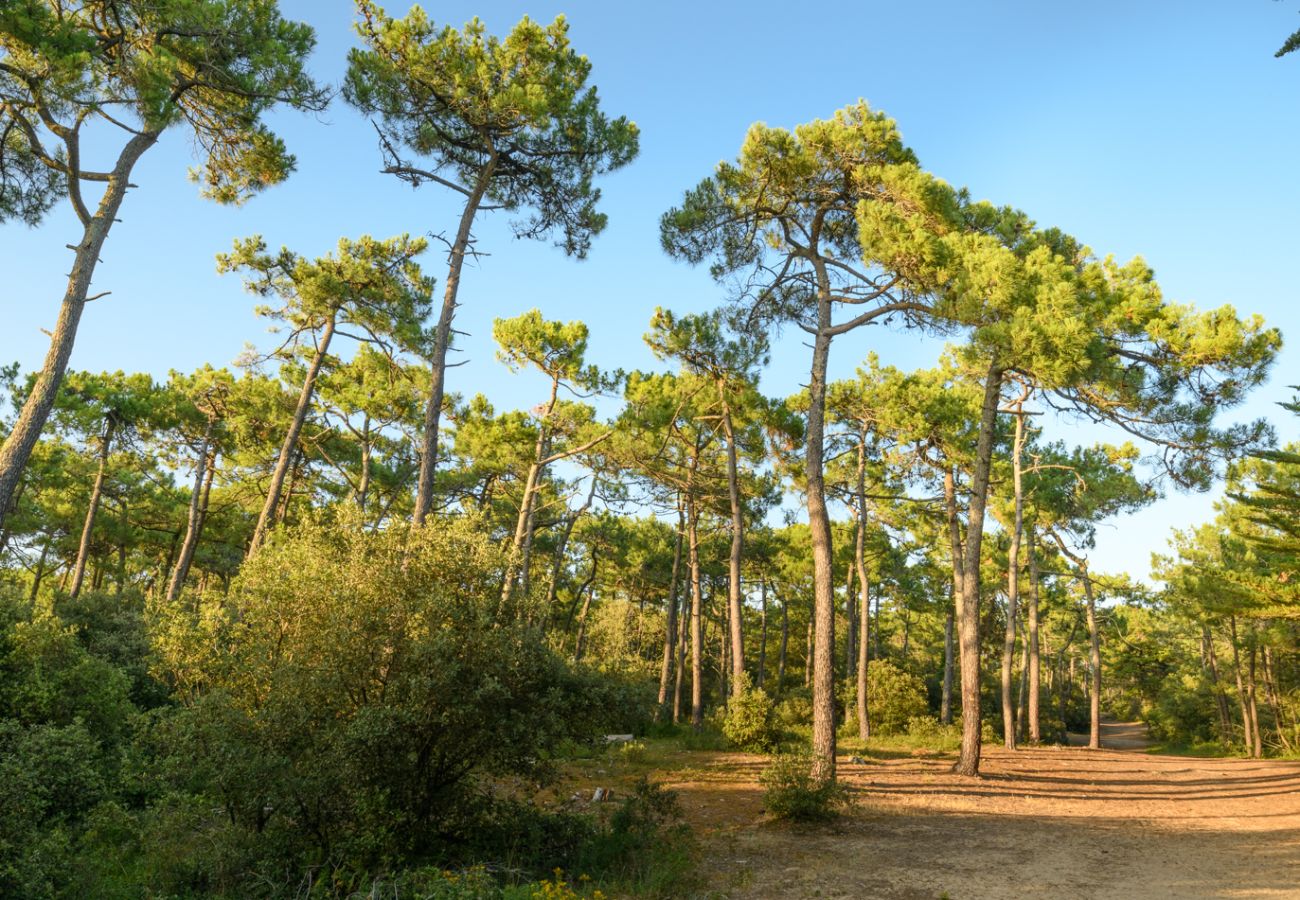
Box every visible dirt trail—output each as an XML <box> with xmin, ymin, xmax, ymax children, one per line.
<box><xmin>660</xmin><ymin>725</ymin><xmax>1300</xmax><ymax>899</ymax></box>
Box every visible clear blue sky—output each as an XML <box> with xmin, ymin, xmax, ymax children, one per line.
<box><xmin>4</xmin><ymin>0</ymin><xmax>1298</xmax><ymax>581</ymax></box>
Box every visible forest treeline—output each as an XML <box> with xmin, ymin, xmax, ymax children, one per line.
<box><xmin>2</xmin><ymin>2</ymin><xmax>1298</xmax><ymax>897</ymax></box>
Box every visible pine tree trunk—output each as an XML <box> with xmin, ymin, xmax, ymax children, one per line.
<box><xmin>248</xmin><ymin>312</ymin><xmax>337</xmax><ymax>555</ymax></box>
<box><xmin>778</xmin><ymin>597</ymin><xmax>789</xmax><ymax>688</ymax></box>
<box><xmin>1247</xmin><ymin>629</ymin><xmax>1263</xmax><ymax>758</ymax></box>
<box><xmin>806</xmin><ymin>294</ymin><xmax>837</xmax><ymax>781</ymax></box>
<box><xmin>1000</xmin><ymin>407</ymin><xmax>1026</xmax><ymax>750</ymax></box>
<box><xmin>657</xmin><ymin>504</ymin><xmax>685</xmax><ymax>713</ymax></box>
<box><xmin>1081</xmin><ymin>567</ymin><xmax>1102</xmax><ymax>750</ymax></box>
<box><xmin>954</xmin><ymin>361</ymin><xmax>1004</xmax><ymax>776</ymax></box>
<box><xmin>166</xmin><ymin>426</ymin><xmax>214</xmax><ymax>603</ymax></box>
<box><xmin>758</xmin><ymin>579</ymin><xmax>768</xmax><ymax>689</ymax></box>
<box><xmin>1026</xmin><ymin>528</ymin><xmax>1043</xmax><ymax>743</ymax></box>
<box><xmin>0</xmin><ymin>130</ymin><xmax>160</xmax><ymax>531</ymax></box>
<box><xmin>941</xmin><ymin>604</ymin><xmax>955</xmax><ymax>725</ymax></box>
<box><xmin>1204</xmin><ymin>624</ymin><xmax>1234</xmax><ymax>744</ymax></box>
<box><xmin>855</xmin><ymin>445</ymin><xmax>871</xmax><ymax>741</ymax></box>
<box><xmin>721</xmin><ymin>400</ymin><xmax>746</xmax><ymax>695</ymax></box>
<box><xmin>688</xmin><ymin>496</ymin><xmax>705</xmax><ymax>729</ymax></box>
<box><xmin>69</xmin><ymin>415</ymin><xmax>116</xmax><ymax>599</ymax></box>
<box><xmin>413</xmin><ymin>159</ymin><xmax>497</xmax><ymax>525</ymax></box>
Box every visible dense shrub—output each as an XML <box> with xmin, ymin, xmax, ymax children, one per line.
<box><xmin>721</xmin><ymin>677</ymin><xmax>780</xmax><ymax>752</ymax></box>
<box><xmin>148</xmin><ymin>516</ymin><xmax>641</xmax><ymax>881</ymax></box>
<box><xmin>774</xmin><ymin>687</ymin><xmax>813</xmax><ymax>731</ymax></box>
<box><xmin>759</xmin><ymin>751</ymin><xmax>851</xmax><ymax>822</ymax></box>
<box><xmin>841</xmin><ymin>660</ymin><xmax>929</xmax><ymax>736</ymax></box>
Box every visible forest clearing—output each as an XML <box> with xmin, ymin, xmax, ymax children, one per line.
<box><xmin>5</xmin><ymin>2</ymin><xmax>1300</xmax><ymax>898</ymax></box>
<box><xmin>561</xmin><ymin>722</ymin><xmax>1300</xmax><ymax>899</ymax></box>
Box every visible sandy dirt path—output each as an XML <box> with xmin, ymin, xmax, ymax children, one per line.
<box><xmin>658</xmin><ymin>722</ymin><xmax>1300</xmax><ymax>899</ymax></box>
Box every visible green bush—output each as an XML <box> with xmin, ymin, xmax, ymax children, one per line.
<box><xmin>774</xmin><ymin>688</ymin><xmax>813</xmax><ymax>731</ymax></box>
<box><xmin>148</xmin><ymin>516</ymin><xmax>639</xmax><ymax>882</ymax></box>
<box><xmin>759</xmin><ymin>751</ymin><xmax>851</xmax><ymax>822</ymax></box>
<box><xmin>720</xmin><ymin>678</ymin><xmax>780</xmax><ymax>752</ymax></box>
<box><xmin>841</xmin><ymin>660</ymin><xmax>929</xmax><ymax>736</ymax></box>
<box><xmin>904</xmin><ymin>716</ymin><xmax>962</xmax><ymax>751</ymax></box>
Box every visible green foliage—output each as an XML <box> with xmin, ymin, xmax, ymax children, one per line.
<box><xmin>344</xmin><ymin>3</ymin><xmax>638</xmax><ymax>257</ymax></box>
<box><xmin>149</xmin><ymin>514</ymin><xmax>633</xmax><ymax>879</ymax></box>
<box><xmin>721</xmin><ymin>678</ymin><xmax>780</xmax><ymax>752</ymax></box>
<box><xmin>759</xmin><ymin>751</ymin><xmax>851</xmax><ymax>822</ymax></box>
<box><xmin>847</xmin><ymin>660</ymin><xmax>929</xmax><ymax>737</ymax></box>
<box><xmin>0</xmin><ymin>0</ymin><xmax>327</xmax><ymax>216</ymax></box>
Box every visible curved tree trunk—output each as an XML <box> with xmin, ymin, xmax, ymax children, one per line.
<box><xmin>413</xmin><ymin>159</ymin><xmax>497</xmax><ymax>525</ymax></box>
<box><xmin>0</xmin><ymin>130</ymin><xmax>159</xmax><ymax>531</ymax></box>
<box><xmin>166</xmin><ymin>426</ymin><xmax>214</xmax><ymax>603</ymax></box>
<box><xmin>69</xmin><ymin>415</ymin><xmax>116</xmax><ymax>599</ymax></box>
<box><xmin>248</xmin><ymin>312</ymin><xmax>337</xmax><ymax>555</ymax></box>
<box><xmin>854</xmin><ymin>437</ymin><xmax>871</xmax><ymax>741</ymax></box>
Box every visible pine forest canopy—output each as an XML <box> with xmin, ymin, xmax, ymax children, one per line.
<box><xmin>0</xmin><ymin>2</ymin><xmax>1297</xmax><ymax>896</ymax></box>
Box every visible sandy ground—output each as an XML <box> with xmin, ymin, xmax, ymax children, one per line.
<box><xmin>648</xmin><ymin>721</ymin><xmax>1300</xmax><ymax>899</ymax></box>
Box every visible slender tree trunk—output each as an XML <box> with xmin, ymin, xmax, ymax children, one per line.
<box><xmin>1229</xmin><ymin>616</ymin><xmax>1254</xmax><ymax>757</ymax></box>
<box><xmin>166</xmin><ymin>426</ymin><xmax>214</xmax><ymax>603</ymax></box>
<box><xmin>954</xmin><ymin>361</ymin><xmax>1005</xmax><ymax>776</ymax></box>
<box><xmin>853</xmin><ymin>440</ymin><xmax>871</xmax><ymax>743</ymax></box>
<box><xmin>541</xmin><ymin>477</ymin><xmax>597</xmax><ymax>633</ymax></box>
<box><xmin>657</xmin><ymin>503</ymin><xmax>685</xmax><ymax>714</ymax></box>
<box><xmin>1001</xmin><ymin>407</ymin><xmax>1026</xmax><ymax>749</ymax></box>
<box><xmin>573</xmin><ymin>565</ymin><xmax>597</xmax><ymax>662</ymax></box>
<box><xmin>941</xmin><ymin>604</ymin><xmax>955</xmax><ymax>725</ymax></box>
<box><xmin>778</xmin><ymin>596</ymin><xmax>789</xmax><ymax>688</ymax></box>
<box><xmin>1080</xmin><ymin>567</ymin><xmax>1102</xmax><ymax>750</ymax></box>
<box><xmin>248</xmin><ymin>312</ymin><xmax>337</xmax><ymax>555</ymax></box>
<box><xmin>357</xmin><ymin>417</ymin><xmax>372</xmax><ymax>512</ymax></box>
<box><xmin>757</xmin><ymin>579</ymin><xmax>768</xmax><ymax>689</ymax></box>
<box><xmin>1262</xmin><ymin>645</ymin><xmax>1292</xmax><ymax>752</ymax></box>
<box><xmin>688</xmin><ymin>496</ymin><xmax>704</xmax><ymax>729</ymax></box>
<box><xmin>413</xmin><ymin>159</ymin><xmax>497</xmax><ymax>525</ymax></box>
<box><xmin>0</xmin><ymin>130</ymin><xmax>160</xmax><ymax>531</ymax></box>
<box><xmin>721</xmin><ymin>401</ymin><xmax>746</xmax><ymax>695</ymax></box>
<box><xmin>1027</xmin><ymin>528</ymin><xmax>1043</xmax><ymax>743</ymax></box>
<box><xmin>806</xmin><ymin>295</ymin><xmax>837</xmax><ymax>780</ymax></box>
<box><xmin>1247</xmin><ymin>628</ymin><xmax>1263</xmax><ymax>758</ymax></box>
<box><xmin>69</xmin><ymin>415</ymin><xmax>116</xmax><ymax>599</ymax></box>
<box><xmin>1016</xmin><ymin>627</ymin><xmax>1029</xmax><ymax>743</ymax></box>
<box><xmin>29</xmin><ymin>535</ymin><xmax>51</xmax><ymax>604</ymax></box>
<box><xmin>674</xmin><ymin>573</ymin><xmax>688</xmax><ymax>724</ymax></box>
<box><xmin>1204</xmin><ymin>625</ymin><xmax>1234</xmax><ymax>745</ymax></box>
<box><xmin>845</xmin><ymin>560</ymin><xmax>856</xmax><ymax>693</ymax></box>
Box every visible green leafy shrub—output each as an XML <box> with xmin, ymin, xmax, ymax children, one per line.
<box><xmin>720</xmin><ymin>678</ymin><xmax>780</xmax><ymax>752</ymax></box>
<box><xmin>904</xmin><ymin>716</ymin><xmax>962</xmax><ymax>751</ymax></box>
<box><xmin>841</xmin><ymin>660</ymin><xmax>929</xmax><ymax>736</ymax></box>
<box><xmin>759</xmin><ymin>751</ymin><xmax>851</xmax><ymax>822</ymax></box>
<box><xmin>774</xmin><ymin>688</ymin><xmax>813</xmax><ymax>731</ymax></box>
<box><xmin>149</xmin><ymin>516</ymin><xmax>637</xmax><ymax>881</ymax></box>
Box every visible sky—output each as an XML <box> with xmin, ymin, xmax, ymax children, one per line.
<box><xmin>4</xmin><ymin>0</ymin><xmax>1299</xmax><ymax>582</ymax></box>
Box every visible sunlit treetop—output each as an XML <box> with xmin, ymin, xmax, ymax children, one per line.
<box><xmin>344</xmin><ymin>2</ymin><xmax>639</xmax><ymax>257</ymax></box>
<box><xmin>0</xmin><ymin>0</ymin><xmax>328</xmax><ymax>218</ymax></box>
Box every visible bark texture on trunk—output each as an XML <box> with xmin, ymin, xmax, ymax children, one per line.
<box><xmin>1081</xmin><ymin>566</ymin><xmax>1102</xmax><ymax>750</ymax></box>
<box><xmin>657</xmin><ymin>503</ymin><xmax>685</xmax><ymax>713</ymax></box>
<box><xmin>721</xmin><ymin>402</ymin><xmax>746</xmax><ymax>695</ymax></box>
<box><xmin>413</xmin><ymin>160</ymin><xmax>497</xmax><ymax>525</ymax></box>
<box><xmin>0</xmin><ymin>130</ymin><xmax>160</xmax><ymax>531</ymax></box>
<box><xmin>1000</xmin><ymin>407</ymin><xmax>1026</xmax><ymax>749</ymax></box>
<box><xmin>954</xmin><ymin>361</ymin><xmax>1004</xmax><ymax>777</ymax></box>
<box><xmin>1026</xmin><ymin>529</ymin><xmax>1042</xmax><ymax>743</ymax></box>
<box><xmin>69</xmin><ymin>415</ymin><xmax>116</xmax><ymax>599</ymax></box>
<box><xmin>248</xmin><ymin>312</ymin><xmax>337</xmax><ymax>555</ymax></box>
<box><xmin>806</xmin><ymin>296</ymin><xmax>837</xmax><ymax>781</ymax></box>
<box><xmin>688</xmin><ymin>496</ymin><xmax>705</xmax><ymax>729</ymax></box>
<box><xmin>166</xmin><ymin>426</ymin><xmax>215</xmax><ymax>603</ymax></box>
